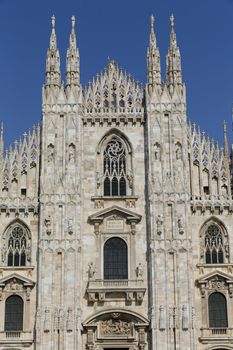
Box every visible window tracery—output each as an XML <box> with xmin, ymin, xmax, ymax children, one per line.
<box><xmin>103</xmin><ymin>138</ymin><xmax>127</xmax><ymax>196</ymax></box>
<box><xmin>2</xmin><ymin>223</ymin><xmax>31</xmax><ymax>267</ymax></box>
<box><xmin>200</xmin><ymin>221</ymin><xmax>229</xmax><ymax>264</ymax></box>
<box><xmin>204</xmin><ymin>224</ymin><xmax>224</xmax><ymax>264</ymax></box>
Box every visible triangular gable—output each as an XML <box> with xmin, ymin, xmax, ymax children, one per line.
<box><xmin>88</xmin><ymin>205</ymin><xmax>141</xmax><ymax>224</ymax></box>
<box><xmin>197</xmin><ymin>270</ymin><xmax>233</xmax><ymax>285</ymax></box>
<box><xmin>0</xmin><ymin>273</ymin><xmax>35</xmax><ymax>288</ymax></box>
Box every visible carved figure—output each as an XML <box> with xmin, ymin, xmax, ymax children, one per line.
<box><xmin>88</xmin><ymin>262</ymin><xmax>96</xmax><ymax>280</ymax></box>
<box><xmin>68</xmin><ymin>218</ymin><xmax>73</xmax><ymax>235</ymax></box>
<box><xmin>136</xmin><ymin>263</ymin><xmax>143</xmax><ymax>278</ymax></box>
<box><xmin>47</xmin><ymin>144</ymin><xmax>54</xmax><ymax>163</ymax></box>
<box><xmin>1</xmin><ymin>244</ymin><xmax>6</xmax><ymax>263</ymax></box>
<box><xmin>178</xmin><ymin>217</ymin><xmax>184</xmax><ymax>235</ymax></box>
<box><xmin>127</xmin><ymin>173</ymin><xmax>134</xmax><ymax>189</ymax></box>
<box><xmin>26</xmin><ymin>241</ymin><xmax>31</xmax><ymax>262</ymax></box>
<box><xmin>156</xmin><ymin>215</ymin><xmax>163</xmax><ymax>235</ymax></box>
<box><xmin>182</xmin><ymin>304</ymin><xmax>189</xmax><ymax>330</ymax></box>
<box><xmin>101</xmin><ymin>319</ymin><xmax>131</xmax><ymax>336</ymax></box>
<box><xmin>154</xmin><ymin>143</ymin><xmax>161</xmax><ymax>160</ymax></box>
<box><xmin>68</xmin><ymin>144</ymin><xmax>75</xmax><ymax>162</ymax></box>
<box><xmin>44</xmin><ymin>216</ymin><xmax>52</xmax><ymax>235</ymax></box>
<box><xmin>159</xmin><ymin>305</ymin><xmax>166</xmax><ymax>330</ymax></box>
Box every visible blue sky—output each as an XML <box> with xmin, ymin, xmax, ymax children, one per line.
<box><xmin>0</xmin><ymin>0</ymin><xmax>232</xmax><ymax>148</ymax></box>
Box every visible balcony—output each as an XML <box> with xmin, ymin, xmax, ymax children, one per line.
<box><xmin>200</xmin><ymin>327</ymin><xmax>233</xmax><ymax>342</ymax></box>
<box><xmin>86</xmin><ymin>279</ymin><xmax>146</xmax><ymax>303</ymax></box>
<box><xmin>0</xmin><ymin>331</ymin><xmax>33</xmax><ymax>346</ymax></box>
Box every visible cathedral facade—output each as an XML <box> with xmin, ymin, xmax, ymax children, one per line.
<box><xmin>0</xmin><ymin>14</ymin><xmax>232</xmax><ymax>350</ymax></box>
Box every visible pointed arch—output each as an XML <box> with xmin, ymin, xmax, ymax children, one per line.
<box><xmin>200</xmin><ymin>218</ymin><xmax>229</xmax><ymax>264</ymax></box>
<box><xmin>96</xmin><ymin>129</ymin><xmax>134</xmax><ymax>196</ymax></box>
<box><xmin>2</xmin><ymin>220</ymin><xmax>31</xmax><ymax>267</ymax></box>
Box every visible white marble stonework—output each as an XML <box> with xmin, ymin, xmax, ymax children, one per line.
<box><xmin>0</xmin><ymin>14</ymin><xmax>232</xmax><ymax>350</ymax></box>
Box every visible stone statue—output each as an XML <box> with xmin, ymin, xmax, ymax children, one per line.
<box><xmin>136</xmin><ymin>263</ymin><xmax>143</xmax><ymax>278</ymax></box>
<box><xmin>44</xmin><ymin>216</ymin><xmax>52</xmax><ymax>235</ymax></box>
<box><xmin>156</xmin><ymin>215</ymin><xmax>163</xmax><ymax>235</ymax></box>
<box><xmin>178</xmin><ymin>217</ymin><xmax>184</xmax><ymax>235</ymax></box>
<box><xmin>88</xmin><ymin>262</ymin><xmax>96</xmax><ymax>280</ymax></box>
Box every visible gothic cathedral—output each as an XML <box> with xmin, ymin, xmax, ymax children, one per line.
<box><xmin>0</xmin><ymin>14</ymin><xmax>232</xmax><ymax>350</ymax></box>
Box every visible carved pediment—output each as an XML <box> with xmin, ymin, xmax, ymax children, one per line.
<box><xmin>83</xmin><ymin>310</ymin><xmax>148</xmax><ymax>348</ymax></box>
<box><xmin>88</xmin><ymin>205</ymin><xmax>141</xmax><ymax>225</ymax></box>
<box><xmin>0</xmin><ymin>273</ymin><xmax>35</xmax><ymax>291</ymax></box>
<box><xmin>83</xmin><ymin>309</ymin><xmax>149</xmax><ymax>328</ymax></box>
<box><xmin>197</xmin><ymin>270</ymin><xmax>233</xmax><ymax>297</ymax></box>
<box><xmin>197</xmin><ymin>270</ymin><xmax>233</xmax><ymax>286</ymax></box>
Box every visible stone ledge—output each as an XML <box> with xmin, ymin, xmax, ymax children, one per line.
<box><xmin>87</xmin><ymin>279</ymin><xmax>146</xmax><ymax>303</ymax></box>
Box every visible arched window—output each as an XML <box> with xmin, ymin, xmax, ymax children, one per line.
<box><xmin>208</xmin><ymin>292</ymin><xmax>228</xmax><ymax>328</ymax></box>
<box><xmin>103</xmin><ymin>138</ymin><xmax>127</xmax><ymax>196</ymax></box>
<box><xmin>5</xmin><ymin>295</ymin><xmax>23</xmax><ymax>331</ymax></box>
<box><xmin>104</xmin><ymin>238</ymin><xmax>128</xmax><ymax>280</ymax></box>
<box><xmin>204</xmin><ymin>224</ymin><xmax>224</xmax><ymax>264</ymax></box>
<box><xmin>7</xmin><ymin>225</ymin><xmax>27</xmax><ymax>267</ymax></box>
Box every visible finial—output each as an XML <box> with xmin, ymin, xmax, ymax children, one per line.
<box><xmin>71</xmin><ymin>15</ymin><xmax>75</xmax><ymax>30</ymax></box>
<box><xmin>223</xmin><ymin>120</ymin><xmax>229</xmax><ymax>156</ymax></box>
<box><xmin>51</xmin><ymin>15</ymin><xmax>55</xmax><ymax>29</ymax></box>
<box><xmin>224</xmin><ymin>120</ymin><xmax>227</xmax><ymax>133</ymax></box>
<box><xmin>150</xmin><ymin>15</ymin><xmax>154</xmax><ymax>29</ymax></box>
<box><xmin>170</xmin><ymin>14</ymin><xmax>174</xmax><ymax>28</ymax></box>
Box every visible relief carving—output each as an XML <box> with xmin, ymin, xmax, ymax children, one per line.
<box><xmin>88</xmin><ymin>262</ymin><xmax>96</xmax><ymax>280</ymax></box>
<box><xmin>101</xmin><ymin>319</ymin><xmax>132</xmax><ymax>336</ymax></box>
<box><xmin>44</xmin><ymin>216</ymin><xmax>52</xmax><ymax>235</ymax></box>
<box><xmin>207</xmin><ymin>277</ymin><xmax>226</xmax><ymax>290</ymax></box>
<box><xmin>156</xmin><ymin>215</ymin><xmax>163</xmax><ymax>235</ymax></box>
<box><xmin>6</xmin><ymin>278</ymin><xmax>23</xmax><ymax>291</ymax></box>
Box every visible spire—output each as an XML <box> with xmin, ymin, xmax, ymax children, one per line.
<box><xmin>147</xmin><ymin>15</ymin><xmax>161</xmax><ymax>94</ymax></box>
<box><xmin>66</xmin><ymin>15</ymin><xmax>80</xmax><ymax>94</ymax></box>
<box><xmin>223</xmin><ymin>120</ymin><xmax>229</xmax><ymax>157</ymax></box>
<box><xmin>166</xmin><ymin>14</ymin><xmax>183</xmax><ymax>94</ymax></box>
<box><xmin>0</xmin><ymin>122</ymin><xmax>4</xmax><ymax>160</ymax></box>
<box><xmin>45</xmin><ymin>15</ymin><xmax>61</xmax><ymax>89</ymax></box>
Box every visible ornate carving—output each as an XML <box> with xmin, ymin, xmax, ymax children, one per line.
<box><xmin>1</xmin><ymin>243</ymin><xmax>6</xmax><ymax>263</ymax></box>
<box><xmin>88</xmin><ymin>262</ymin><xmax>96</xmax><ymax>280</ymax></box>
<box><xmin>6</xmin><ymin>278</ymin><xmax>22</xmax><ymax>291</ymax></box>
<box><xmin>177</xmin><ymin>217</ymin><xmax>184</xmax><ymax>235</ymax></box>
<box><xmin>207</xmin><ymin>276</ymin><xmax>226</xmax><ymax>290</ymax></box>
<box><xmin>101</xmin><ymin>319</ymin><xmax>132</xmax><ymax>336</ymax></box>
<box><xmin>67</xmin><ymin>218</ymin><xmax>73</xmax><ymax>235</ymax></box>
<box><xmin>66</xmin><ymin>307</ymin><xmax>73</xmax><ymax>332</ymax></box>
<box><xmin>127</xmin><ymin>173</ymin><xmax>134</xmax><ymax>189</ymax></box>
<box><xmin>26</xmin><ymin>241</ymin><xmax>31</xmax><ymax>262</ymax></box>
<box><xmin>44</xmin><ymin>216</ymin><xmax>52</xmax><ymax>235</ymax></box>
<box><xmin>94</xmin><ymin>199</ymin><xmax>104</xmax><ymax>209</ymax></box>
<box><xmin>159</xmin><ymin>305</ymin><xmax>166</xmax><ymax>331</ymax></box>
<box><xmin>44</xmin><ymin>307</ymin><xmax>50</xmax><ymax>332</ymax></box>
<box><xmin>136</xmin><ymin>263</ymin><xmax>143</xmax><ymax>278</ymax></box>
<box><xmin>47</xmin><ymin>144</ymin><xmax>54</xmax><ymax>163</ymax></box>
<box><xmin>68</xmin><ymin>143</ymin><xmax>75</xmax><ymax>163</ymax></box>
<box><xmin>182</xmin><ymin>304</ymin><xmax>189</xmax><ymax>330</ymax></box>
<box><xmin>156</xmin><ymin>215</ymin><xmax>163</xmax><ymax>235</ymax></box>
